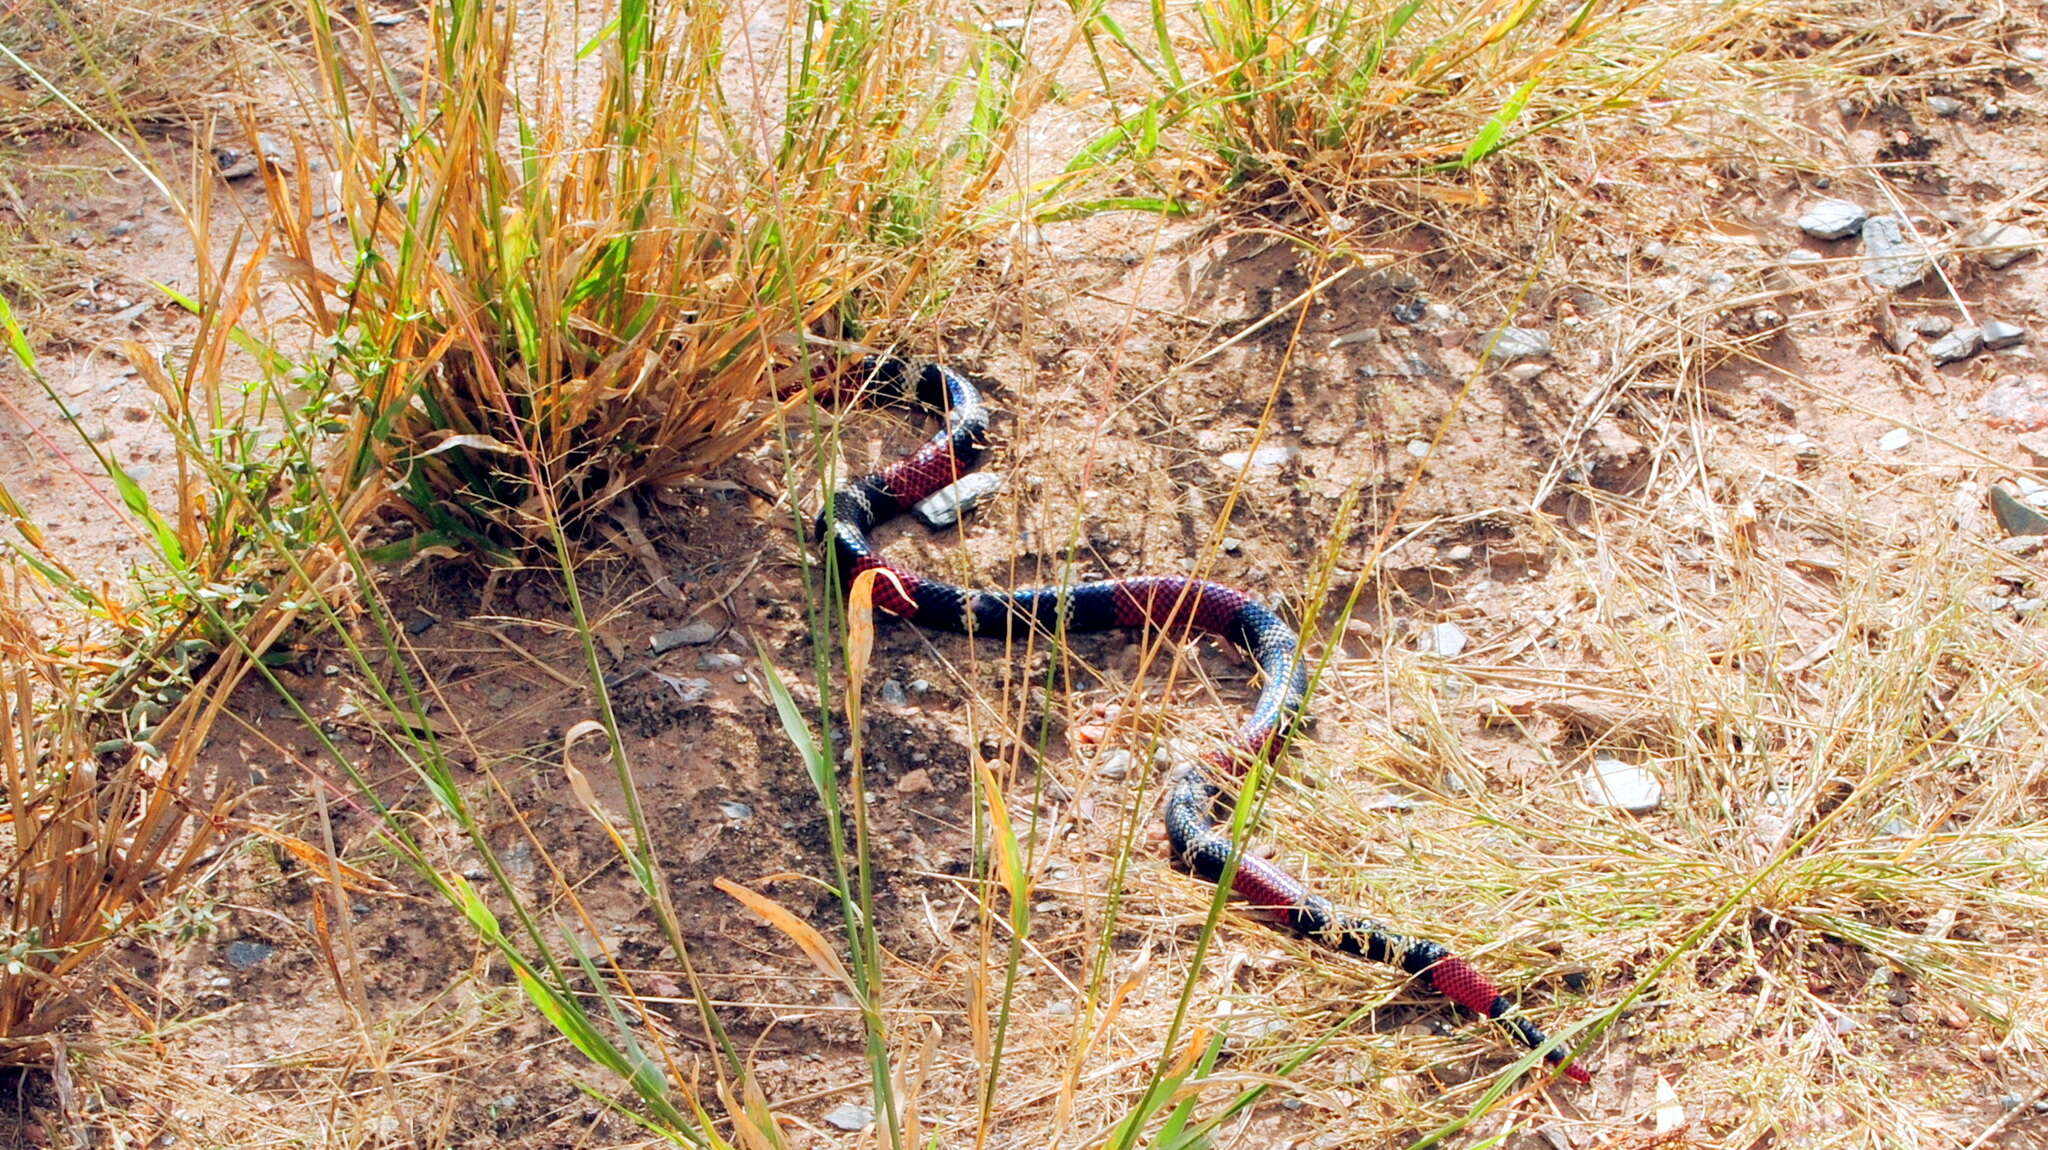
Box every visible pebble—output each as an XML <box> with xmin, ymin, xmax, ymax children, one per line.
<box><xmin>1331</xmin><ymin>326</ymin><xmax>1382</xmax><ymax>347</ymax></box>
<box><xmin>1974</xmin><ymin>223</ymin><xmax>2039</xmax><ymax>269</ymax></box>
<box><xmin>1797</xmin><ymin>198</ymin><xmax>1869</xmax><ymax>240</ymax></box>
<box><xmin>821</xmin><ymin>1103</ymin><xmax>874</xmax><ymax>1132</ymax></box>
<box><xmin>1982</xmin><ymin>320</ymin><xmax>2026</xmax><ymax>350</ymax></box>
<box><xmin>895</xmin><ymin>768</ymin><xmax>933</xmax><ymax>795</ymax></box>
<box><xmin>1862</xmin><ymin>216</ymin><xmax>1933</xmax><ymax>290</ymax></box>
<box><xmin>1784</xmin><ymin>249</ymin><xmax>1825</xmax><ymax>265</ymax></box>
<box><xmin>1445</xmin><ymin>544</ymin><xmax>1474</xmax><ymax>562</ymax></box>
<box><xmin>696</xmin><ymin>651</ymin><xmax>743</xmax><ymax>671</ymax></box>
<box><xmin>719</xmin><ymin>801</ymin><xmax>754</xmax><ymax>820</ymax></box>
<box><xmin>1096</xmin><ymin>749</ymin><xmax>1133</xmax><ymax>780</ymax></box>
<box><xmin>1928</xmin><ymin>327</ymin><xmax>1981</xmax><ymax>364</ymax></box>
<box><xmin>1927</xmin><ymin>95</ymin><xmax>1963</xmax><ymax>118</ymax></box>
<box><xmin>911</xmin><ymin>470</ymin><xmax>1004</xmax><ymax>529</ymax></box>
<box><xmin>1876</xmin><ymin>428</ymin><xmax>1913</xmax><ymax>452</ymax></box>
<box><xmin>1910</xmin><ymin>315</ymin><xmax>1953</xmax><ymax>337</ymax></box>
<box><xmin>224</xmin><ymin>940</ymin><xmax>275</xmax><ymax>969</ymax></box>
<box><xmin>1982</xmin><ymin>376</ymin><xmax>2048</xmax><ymax>431</ymax></box>
<box><xmin>1421</xmin><ymin>621</ymin><xmax>1467</xmax><ymax>658</ymax></box>
<box><xmin>1832</xmin><ymin>1014</ymin><xmax>1859</xmax><ymax>1035</ymax></box>
<box><xmin>1507</xmin><ymin>361</ymin><xmax>1547</xmax><ymax>381</ymax></box>
<box><xmin>1581</xmin><ymin>757</ymin><xmax>1662</xmax><ymax>813</ymax></box>
<box><xmin>1483</xmin><ymin>326</ymin><xmax>1553</xmax><ymax>361</ymax></box>
<box><xmin>878</xmin><ymin>679</ymin><xmax>908</xmax><ymax>707</ymax></box>
<box><xmin>650</xmin><ymin>621</ymin><xmax>720</xmax><ymax>651</ymax></box>
<box><xmin>1405</xmin><ymin>440</ymin><xmax>1431</xmax><ymax>458</ymax></box>
<box><xmin>1219</xmin><ymin>445</ymin><xmax>1299</xmax><ymax>471</ymax></box>
<box><xmin>1391</xmin><ymin>299</ymin><xmax>1427</xmax><ymax>325</ymax></box>
<box><xmin>909</xmin><ymin>678</ymin><xmax>931</xmax><ymax>694</ymax></box>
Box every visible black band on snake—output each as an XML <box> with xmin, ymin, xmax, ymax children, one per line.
<box><xmin>816</xmin><ymin>356</ymin><xmax>1588</xmax><ymax>1084</ymax></box>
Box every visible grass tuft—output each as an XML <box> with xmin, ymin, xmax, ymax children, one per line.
<box><xmin>287</xmin><ymin>0</ymin><xmax>1042</xmax><ymax>550</ymax></box>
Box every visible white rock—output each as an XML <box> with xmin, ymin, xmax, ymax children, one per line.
<box><xmin>822</xmin><ymin>1103</ymin><xmax>874</xmax><ymax>1132</ymax></box>
<box><xmin>1927</xmin><ymin>327</ymin><xmax>1981</xmax><ymax>365</ymax></box>
<box><xmin>1875</xmin><ymin>428</ymin><xmax>1913</xmax><ymax>452</ymax></box>
<box><xmin>1581</xmin><ymin>757</ymin><xmax>1663</xmax><ymax>813</ymax></box>
<box><xmin>1862</xmin><ymin>216</ymin><xmax>1932</xmax><ymax>290</ymax></box>
<box><xmin>1421</xmin><ymin>621</ymin><xmax>1467</xmax><ymax>658</ymax></box>
<box><xmin>1405</xmin><ymin>440</ymin><xmax>1431</xmax><ymax>458</ymax></box>
<box><xmin>1974</xmin><ymin>223</ymin><xmax>2040</xmax><ymax>270</ymax></box>
<box><xmin>1219</xmin><ymin>445</ymin><xmax>1299</xmax><ymax>471</ymax></box>
<box><xmin>1484</xmin><ymin>326</ymin><xmax>1553</xmax><ymax>361</ymax></box>
<box><xmin>1796</xmin><ymin>198</ymin><xmax>1869</xmax><ymax>240</ymax></box>
<box><xmin>1982</xmin><ymin>320</ymin><xmax>2026</xmax><ymax>350</ymax></box>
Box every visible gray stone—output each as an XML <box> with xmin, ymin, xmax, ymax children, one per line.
<box><xmin>1218</xmin><ymin>445</ymin><xmax>1299</xmax><ymax>471</ymax></box>
<box><xmin>696</xmin><ymin>651</ymin><xmax>744</xmax><ymax>671</ymax></box>
<box><xmin>1581</xmin><ymin>757</ymin><xmax>1662</xmax><ymax>813</ymax></box>
<box><xmin>1982</xmin><ymin>320</ymin><xmax>2026</xmax><ymax>350</ymax></box>
<box><xmin>1876</xmin><ymin>427</ymin><xmax>1913</xmax><ymax>453</ymax></box>
<box><xmin>1927</xmin><ymin>95</ymin><xmax>1963</xmax><ymax>118</ymax></box>
<box><xmin>1928</xmin><ymin>327</ymin><xmax>1981</xmax><ymax>364</ymax></box>
<box><xmin>878</xmin><ymin>679</ymin><xmax>908</xmax><ymax>707</ymax></box>
<box><xmin>1483</xmin><ymin>326</ymin><xmax>1552</xmax><ymax>362</ymax></box>
<box><xmin>1990</xmin><ymin>486</ymin><xmax>2048</xmax><ymax>538</ymax></box>
<box><xmin>1909</xmin><ymin>315</ymin><xmax>1953</xmax><ymax>337</ymax></box>
<box><xmin>224</xmin><ymin>940</ymin><xmax>275</xmax><ymax>969</ymax></box>
<box><xmin>650</xmin><ymin>621</ymin><xmax>720</xmax><ymax>651</ymax></box>
<box><xmin>822</xmin><ymin>1103</ymin><xmax>874</xmax><ymax>1132</ymax></box>
<box><xmin>1095</xmin><ymin>749</ymin><xmax>1133</xmax><ymax>780</ymax></box>
<box><xmin>911</xmin><ymin>470</ymin><xmax>1004</xmax><ymax>529</ymax></box>
<box><xmin>1797</xmin><ymin>198</ymin><xmax>1869</xmax><ymax>240</ymax></box>
<box><xmin>719</xmin><ymin>801</ymin><xmax>754</xmax><ymax>820</ymax></box>
<box><xmin>1391</xmin><ymin>299</ymin><xmax>1427</xmax><ymax>325</ymax></box>
<box><xmin>1861</xmin><ymin>216</ymin><xmax>1933</xmax><ymax>289</ymax></box>
<box><xmin>1784</xmin><ymin>249</ymin><xmax>1825</xmax><ymax>265</ymax></box>
<box><xmin>1974</xmin><ymin>223</ymin><xmax>2039</xmax><ymax>269</ymax></box>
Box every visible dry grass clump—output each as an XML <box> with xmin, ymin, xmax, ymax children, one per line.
<box><xmin>1267</xmin><ymin>442</ymin><xmax>2048</xmax><ymax>1140</ymax></box>
<box><xmin>282</xmin><ymin>0</ymin><xmax>1044</xmax><ymax>551</ymax></box>
<box><xmin>0</xmin><ymin>574</ymin><xmax>237</xmax><ymax>1068</ymax></box>
<box><xmin>0</xmin><ymin>0</ymin><xmax>245</xmax><ymax>138</ymax></box>
<box><xmin>1058</xmin><ymin>0</ymin><xmax>1860</xmax><ymax>215</ymax></box>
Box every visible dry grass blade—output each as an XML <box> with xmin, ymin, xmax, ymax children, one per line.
<box><xmin>714</xmin><ymin>877</ymin><xmax>856</xmax><ymax>994</ymax></box>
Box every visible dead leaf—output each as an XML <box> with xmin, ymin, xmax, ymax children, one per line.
<box><xmin>421</xmin><ymin>433</ymin><xmax>518</xmax><ymax>457</ymax></box>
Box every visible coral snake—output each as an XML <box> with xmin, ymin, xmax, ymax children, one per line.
<box><xmin>816</xmin><ymin>356</ymin><xmax>1588</xmax><ymax>1084</ymax></box>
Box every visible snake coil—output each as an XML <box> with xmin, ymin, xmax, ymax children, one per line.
<box><xmin>818</xmin><ymin>357</ymin><xmax>1587</xmax><ymax>1084</ymax></box>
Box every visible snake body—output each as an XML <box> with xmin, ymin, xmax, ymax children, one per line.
<box><xmin>819</xmin><ymin>357</ymin><xmax>1587</xmax><ymax>1083</ymax></box>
